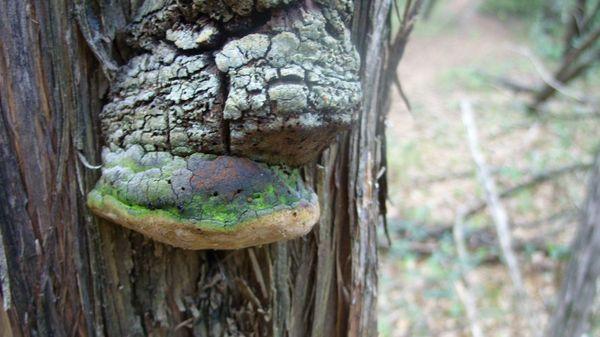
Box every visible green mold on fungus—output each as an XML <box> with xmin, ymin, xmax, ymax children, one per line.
<box><xmin>88</xmin><ymin>146</ymin><xmax>319</xmax><ymax>249</ymax></box>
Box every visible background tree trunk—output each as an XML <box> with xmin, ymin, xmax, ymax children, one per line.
<box><xmin>545</xmin><ymin>153</ymin><xmax>600</xmax><ymax>337</ymax></box>
<box><xmin>0</xmin><ymin>0</ymin><xmax>391</xmax><ymax>336</ymax></box>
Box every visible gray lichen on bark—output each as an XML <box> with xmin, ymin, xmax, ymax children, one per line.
<box><xmin>216</xmin><ymin>9</ymin><xmax>361</xmax><ymax>165</ymax></box>
<box><xmin>101</xmin><ymin>44</ymin><xmax>224</xmax><ymax>156</ymax></box>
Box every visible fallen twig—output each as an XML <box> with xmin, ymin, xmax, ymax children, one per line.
<box><xmin>394</xmin><ymin>206</ymin><xmax>580</xmax><ymax>245</ymax></box>
<box><xmin>463</xmin><ymin>162</ymin><xmax>592</xmax><ymax>219</ymax></box>
<box><xmin>462</xmin><ymin>99</ymin><xmax>524</xmax><ymax>290</ymax></box>
<box><xmin>483</xmin><ymin>73</ymin><xmax>537</xmax><ymax>94</ymax></box>
<box><xmin>412</xmin><ymin>166</ymin><xmax>509</xmax><ymax>186</ymax></box>
<box><xmin>395</xmin><ymin>211</ymin><xmax>576</xmax><ymax>261</ymax></box>
<box><xmin>454</xmin><ymin>204</ymin><xmax>486</xmax><ymax>337</ymax></box>
<box><xmin>513</xmin><ymin>47</ymin><xmax>587</xmax><ymax>104</ymax></box>
<box><xmin>461</xmin><ymin>98</ymin><xmax>538</xmax><ymax>336</ymax></box>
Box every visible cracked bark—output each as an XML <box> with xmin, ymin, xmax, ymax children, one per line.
<box><xmin>0</xmin><ymin>0</ymin><xmax>390</xmax><ymax>336</ymax></box>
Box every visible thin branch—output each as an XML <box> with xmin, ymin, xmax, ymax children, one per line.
<box><xmin>563</xmin><ymin>0</ymin><xmax>587</xmax><ymax>56</ymax></box>
<box><xmin>514</xmin><ymin>48</ymin><xmax>586</xmax><ymax>104</ymax></box>
<box><xmin>412</xmin><ymin>165</ymin><xmax>541</xmax><ymax>186</ymax></box>
<box><xmin>398</xmin><ymin>208</ymin><xmax>578</xmax><ymax>254</ymax></box>
<box><xmin>529</xmin><ymin>24</ymin><xmax>600</xmax><ymax>109</ymax></box>
<box><xmin>560</xmin><ymin>24</ymin><xmax>600</xmax><ymax>74</ymax></box>
<box><xmin>391</xmin><ymin>161</ymin><xmax>588</xmax><ymax>238</ymax></box>
<box><xmin>393</xmin><ymin>162</ymin><xmax>591</xmax><ymax>247</ymax></box>
<box><xmin>531</xmin><ymin>49</ymin><xmax>600</xmax><ymax>110</ymax></box>
<box><xmin>581</xmin><ymin>0</ymin><xmax>600</xmax><ymax>33</ymax></box>
<box><xmin>454</xmin><ymin>205</ymin><xmax>486</xmax><ymax>337</ymax></box>
<box><xmin>387</xmin><ymin>0</ymin><xmax>424</xmax><ymax>112</ymax></box>
<box><xmin>461</xmin><ymin>99</ymin><xmax>524</xmax><ymax>291</ymax></box>
<box><xmin>542</xmin><ymin>111</ymin><xmax>600</xmax><ymax>121</ymax></box>
<box><xmin>393</xmin><ymin>75</ymin><xmax>413</xmax><ymax>113</ymax></box>
<box><xmin>461</xmin><ymin>99</ymin><xmax>540</xmax><ymax>336</ymax></box>
<box><xmin>454</xmin><ymin>281</ymin><xmax>485</xmax><ymax>337</ymax></box>
<box><xmin>544</xmin><ymin>154</ymin><xmax>600</xmax><ymax>337</ymax></box>
<box><xmin>77</xmin><ymin>151</ymin><xmax>102</xmax><ymax>170</ymax></box>
<box><xmin>403</xmin><ymin>221</ymin><xmax>573</xmax><ymax>262</ymax></box>
<box><xmin>487</xmin><ymin>75</ymin><xmax>538</xmax><ymax>95</ymax></box>
<box><xmin>391</xmin><ymin>0</ymin><xmax>423</xmax><ymax>58</ymax></box>
<box><xmin>463</xmin><ymin>162</ymin><xmax>592</xmax><ymax>219</ymax></box>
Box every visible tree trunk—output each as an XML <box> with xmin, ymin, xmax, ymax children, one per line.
<box><xmin>0</xmin><ymin>0</ymin><xmax>391</xmax><ymax>336</ymax></box>
<box><xmin>545</xmin><ymin>153</ymin><xmax>600</xmax><ymax>337</ymax></box>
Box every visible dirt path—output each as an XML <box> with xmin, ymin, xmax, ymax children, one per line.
<box><xmin>390</xmin><ymin>0</ymin><xmax>523</xmax><ymax>122</ymax></box>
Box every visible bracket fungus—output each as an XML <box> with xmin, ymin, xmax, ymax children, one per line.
<box><xmin>88</xmin><ymin>146</ymin><xmax>318</xmax><ymax>249</ymax></box>
<box><xmin>87</xmin><ymin>0</ymin><xmax>361</xmax><ymax>249</ymax></box>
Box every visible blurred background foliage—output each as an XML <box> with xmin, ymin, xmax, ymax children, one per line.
<box><xmin>379</xmin><ymin>0</ymin><xmax>600</xmax><ymax>336</ymax></box>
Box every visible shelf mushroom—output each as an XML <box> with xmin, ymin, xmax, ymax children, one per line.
<box><xmin>87</xmin><ymin>2</ymin><xmax>361</xmax><ymax>249</ymax></box>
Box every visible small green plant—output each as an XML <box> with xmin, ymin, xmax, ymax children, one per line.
<box><xmin>546</xmin><ymin>243</ymin><xmax>571</xmax><ymax>261</ymax></box>
<box><xmin>440</xmin><ymin>66</ymin><xmax>488</xmax><ymax>91</ymax></box>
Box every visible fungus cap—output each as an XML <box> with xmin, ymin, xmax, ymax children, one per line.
<box><xmin>87</xmin><ymin>146</ymin><xmax>319</xmax><ymax>249</ymax></box>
